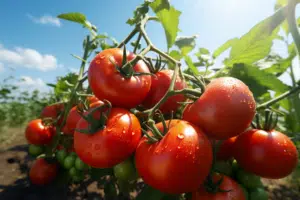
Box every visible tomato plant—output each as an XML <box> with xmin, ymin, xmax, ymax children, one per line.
<box><xmin>25</xmin><ymin>119</ymin><xmax>55</xmax><ymax>145</ymax></box>
<box><xmin>88</xmin><ymin>48</ymin><xmax>152</xmax><ymax>109</ymax></box>
<box><xmin>191</xmin><ymin>174</ymin><xmax>246</xmax><ymax>200</ymax></box>
<box><xmin>74</xmin><ymin>107</ymin><xmax>141</xmax><ymax>168</ymax></box>
<box><xmin>183</xmin><ymin>77</ymin><xmax>256</xmax><ymax>140</ymax></box>
<box><xmin>135</xmin><ymin>120</ymin><xmax>213</xmax><ymax>194</ymax></box>
<box><xmin>29</xmin><ymin>158</ymin><xmax>58</xmax><ymax>185</ymax></box>
<box><xmin>41</xmin><ymin>103</ymin><xmax>64</xmax><ymax>126</ymax></box>
<box><xmin>235</xmin><ymin>129</ymin><xmax>298</xmax><ymax>179</ymax></box>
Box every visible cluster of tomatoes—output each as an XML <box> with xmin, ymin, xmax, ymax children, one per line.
<box><xmin>24</xmin><ymin>48</ymin><xmax>298</xmax><ymax>199</ymax></box>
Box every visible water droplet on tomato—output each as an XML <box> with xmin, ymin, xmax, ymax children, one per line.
<box><xmin>177</xmin><ymin>146</ymin><xmax>181</xmax><ymax>149</ymax></box>
<box><xmin>132</xmin><ymin>132</ymin><xmax>135</xmax><ymax>136</ymax></box>
<box><xmin>96</xmin><ymin>60</ymin><xmax>101</xmax><ymax>64</ymax></box>
<box><xmin>177</xmin><ymin>133</ymin><xmax>184</xmax><ymax>139</ymax></box>
<box><xmin>196</xmin><ymin>146</ymin><xmax>200</xmax><ymax>150</ymax></box>
<box><xmin>99</xmin><ymin>55</ymin><xmax>105</xmax><ymax>59</ymax></box>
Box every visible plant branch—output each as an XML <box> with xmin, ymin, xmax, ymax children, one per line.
<box><xmin>257</xmin><ymin>84</ymin><xmax>300</xmax><ymax>110</ymax></box>
<box><xmin>117</xmin><ymin>28</ymin><xmax>139</xmax><ymax>48</ymax></box>
<box><xmin>287</xmin><ymin>0</ymin><xmax>300</xmax><ymax>59</ymax></box>
<box><xmin>133</xmin><ymin>32</ymin><xmax>143</xmax><ymax>53</ymax></box>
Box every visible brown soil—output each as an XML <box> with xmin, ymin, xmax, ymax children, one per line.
<box><xmin>0</xmin><ymin>127</ymin><xmax>299</xmax><ymax>200</ymax></box>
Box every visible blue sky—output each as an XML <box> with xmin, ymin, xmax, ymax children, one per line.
<box><xmin>0</xmin><ymin>0</ymin><xmax>298</xmax><ymax>93</ymax></box>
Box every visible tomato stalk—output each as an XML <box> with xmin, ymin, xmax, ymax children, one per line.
<box><xmin>256</xmin><ymin>84</ymin><xmax>300</xmax><ymax>110</ymax></box>
<box><xmin>287</xmin><ymin>0</ymin><xmax>300</xmax><ymax>59</ymax></box>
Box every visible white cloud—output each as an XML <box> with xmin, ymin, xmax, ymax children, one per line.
<box><xmin>0</xmin><ymin>62</ymin><xmax>4</xmax><ymax>72</ymax></box>
<box><xmin>17</xmin><ymin>76</ymin><xmax>50</xmax><ymax>93</ymax></box>
<box><xmin>27</xmin><ymin>14</ymin><xmax>61</xmax><ymax>27</ymax></box>
<box><xmin>0</xmin><ymin>44</ymin><xmax>57</xmax><ymax>71</ymax></box>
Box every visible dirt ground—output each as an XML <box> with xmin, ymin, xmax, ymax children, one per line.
<box><xmin>0</xmin><ymin>127</ymin><xmax>299</xmax><ymax>200</ymax></box>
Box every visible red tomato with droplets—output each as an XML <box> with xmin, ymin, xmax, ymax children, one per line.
<box><xmin>74</xmin><ymin>107</ymin><xmax>141</xmax><ymax>168</ymax></box>
<box><xmin>88</xmin><ymin>48</ymin><xmax>151</xmax><ymax>108</ymax></box>
<box><xmin>217</xmin><ymin>136</ymin><xmax>237</xmax><ymax>161</ymax></box>
<box><xmin>25</xmin><ymin>119</ymin><xmax>55</xmax><ymax>145</ymax></box>
<box><xmin>135</xmin><ymin>120</ymin><xmax>213</xmax><ymax>194</ymax></box>
<box><xmin>29</xmin><ymin>158</ymin><xmax>58</xmax><ymax>185</ymax></box>
<box><xmin>183</xmin><ymin>77</ymin><xmax>256</xmax><ymax>140</ymax></box>
<box><xmin>142</xmin><ymin>69</ymin><xmax>187</xmax><ymax>113</ymax></box>
<box><xmin>234</xmin><ymin>129</ymin><xmax>298</xmax><ymax>179</ymax></box>
<box><xmin>41</xmin><ymin>103</ymin><xmax>64</xmax><ymax>125</ymax></box>
<box><xmin>192</xmin><ymin>174</ymin><xmax>246</xmax><ymax>200</ymax></box>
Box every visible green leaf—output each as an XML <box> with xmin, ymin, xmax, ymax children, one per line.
<box><xmin>288</xmin><ymin>43</ymin><xmax>297</xmax><ymax>58</ymax></box>
<box><xmin>174</xmin><ymin>35</ymin><xmax>198</xmax><ymax>55</ymax></box>
<box><xmin>58</xmin><ymin>12</ymin><xmax>88</xmax><ymax>27</ymax></box>
<box><xmin>54</xmin><ymin>73</ymin><xmax>78</xmax><ymax>99</ymax></box>
<box><xmin>225</xmin><ymin>6</ymin><xmax>286</xmax><ymax>67</ymax></box>
<box><xmin>274</xmin><ymin>0</ymin><xmax>287</xmax><ymax>10</ymax></box>
<box><xmin>136</xmin><ymin>185</ymin><xmax>166</xmax><ymax>200</ymax></box>
<box><xmin>150</xmin><ymin>0</ymin><xmax>170</xmax><ymax>12</ymax></box>
<box><xmin>263</xmin><ymin>57</ymin><xmax>292</xmax><ymax>76</ymax></box>
<box><xmin>212</xmin><ymin>38</ymin><xmax>239</xmax><ymax>59</ymax></box>
<box><xmin>199</xmin><ymin>48</ymin><xmax>210</xmax><ymax>55</ymax></box>
<box><xmin>184</xmin><ymin>55</ymin><xmax>199</xmax><ymax>75</ymax></box>
<box><xmin>151</xmin><ymin>1</ymin><xmax>181</xmax><ymax>48</ymax></box>
<box><xmin>127</xmin><ymin>1</ymin><xmax>150</xmax><ymax>25</ymax></box>
<box><xmin>228</xmin><ymin>63</ymin><xmax>289</xmax><ymax>97</ymax></box>
<box><xmin>169</xmin><ymin>50</ymin><xmax>182</xmax><ymax>60</ymax></box>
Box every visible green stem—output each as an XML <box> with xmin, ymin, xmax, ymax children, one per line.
<box><xmin>133</xmin><ymin>32</ymin><xmax>143</xmax><ymax>54</ymax></box>
<box><xmin>287</xmin><ymin>0</ymin><xmax>300</xmax><ymax>58</ymax></box>
<box><xmin>257</xmin><ymin>84</ymin><xmax>300</xmax><ymax>110</ymax></box>
<box><xmin>117</xmin><ymin>28</ymin><xmax>139</xmax><ymax>48</ymax></box>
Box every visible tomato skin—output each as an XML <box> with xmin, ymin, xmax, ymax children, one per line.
<box><xmin>25</xmin><ymin>119</ymin><xmax>55</xmax><ymax>145</ymax></box>
<box><xmin>192</xmin><ymin>174</ymin><xmax>246</xmax><ymax>200</ymax></box>
<box><xmin>29</xmin><ymin>158</ymin><xmax>58</xmax><ymax>185</ymax></box>
<box><xmin>135</xmin><ymin>120</ymin><xmax>213</xmax><ymax>194</ymax></box>
<box><xmin>66</xmin><ymin>106</ymin><xmax>83</xmax><ymax>134</ymax></box>
<box><xmin>183</xmin><ymin>77</ymin><xmax>256</xmax><ymax>140</ymax></box>
<box><xmin>217</xmin><ymin>136</ymin><xmax>237</xmax><ymax>161</ymax></box>
<box><xmin>41</xmin><ymin>103</ymin><xmax>64</xmax><ymax>125</ymax></box>
<box><xmin>234</xmin><ymin>129</ymin><xmax>298</xmax><ymax>179</ymax></box>
<box><xmin>88</xmin><ymin>48</ymin><xmax>151</xmax><ymax>108</ymax></box>
<box><xmin>142</xmin><ymin>70</ymin><xmax>187</xmax><ymax>113</ymax></box>
<box><xmin>74</xmin><ymin>107</ymin><xmax>141</xmax><ymax>168</ymax></box>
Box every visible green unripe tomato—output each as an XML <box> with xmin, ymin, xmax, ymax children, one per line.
<box><xmin>249</xmin><ymin>188</ymin><xmax>268</xmax><ymax>200</ymax></box>
<box><xmin>69</xmin><ymin>167</ymin><xmax>80</xmax><ymax>177</ymax></box>
<box><xmin>72</xmin><ymin>173</ymin><xmax>84</xmax><ymax>182</ymax></box>
<box><xmin>56</xmin><ymin>150</ymin><xmax>67</xmax><ymax>164</ymax></box>
<box><xmin>64</xmin><ymin>155</ymin><xmax>76</xmax><ymax>169</ymax></box>
<box><xmin>214</xmin><ymin>161</ymin><xmax>232</xmax><ymax>176</ymax></box>
<box><xmin>236</xmin><ymin>169</ymin><xmax>263</xmax><ymax>189</ymax></box>
<box><xmin>113</xmin><ymin>159</ymin><xmax>137</xmax><ymax>181</ymax></box>
<box><xmin>75</xmin><ymin>157</ymin><xmax>88</xmax><ymax>171</ymax></box>
<box><xmin>28</xmin><ymin>144</ymin><xmax>44</xmax><ymax>157</ymax></box>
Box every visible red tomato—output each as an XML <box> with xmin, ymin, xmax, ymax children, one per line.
<box><xmin>87</xmin><ymin>96</ymin><xmax>99</xmax><ymax>104</ymax></box>
<box><xmin>135</xmin><ymin>120</ymin><xmax>213</xmax><ymax>194</ymax></box>
<box><xmin>183</xmin><ymin>77</ymin><xmax>256</xmax><ymax>140</ymax></box>
<box><xmin>62</xmin><ymin>125</ymin><xmax>72</xmax><ymax>135</ymax></box>
<box><xmin>234</xmin><ymin>129</ymin><xmax>298</xmax><ymax>179</ymax></box>
<box><xmin>29</xmin><ymin>158</ymin><xmax>58</xmax><ymax>185</ymax></box>
<box><xmin>88</xmin><ymin>48</ymin><xmax>151</xmax><ymax>108</ymax></box>
<box><xmin>192</xmin><ymin>174</ymin><xmax>246</xmax><ymax>200</ymax></box>
<box><xmin>25</xmin><ymin>119</ymin><xmax>55</xmax><ymax>145</ymax></box>
<box><xmin>41</xmin><ymin>103</ymin><xmax>64</xmax><ymax>125</ymax></box>
<box><xmin>217</xmin><ymin>136</ymin><xmax>237</xmax><ymax>161</ymax></box>
<box><xmin>142</xmin><ymin>69</ymin><xmax>187</xmax><ymax>113</ymax></box>
<box><xmin>66</xmin><ymin>106</ymin><xmax>83</xmax><ymax>134</ymax></box>
<box><xmin>74</xmin><ymin>107</ymin><xmax>141</xmax><ymax>168</ymax></box>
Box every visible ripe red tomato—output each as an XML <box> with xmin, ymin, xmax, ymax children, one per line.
<box><xmin>74</xmin><ymin>107</ymin><xmax>141</xmax><ymax>168</ymax></box>
<box><xmin>183</xmin><ymin>77</ymin><xmax>256</xmax><ymax>140</ymax></box>
<box><xmin>66</xmin><ymin>106</ymin><xmax>84</xmax><ymax>134</ymax></box>
<box><xmin>135</xmin><ymin>120</ymin><xmax>213</xmax><ymax>194</ymax></box>
<box><xmin>192</xmin><ymin>174</ymin><xmax>246</xmax><ymax>200</ymax></box>
<box><xmin>25</xmin><ymin>119</ymin><xmax>55</xmax><ymax>145</ymax></box>
<box><xmin>217</xmin><ymin>136</ymin><xmax>237</xmax><ymax>161</ymax></box>
<box><xmin>234</xmin><ymin>129</ymin><xmax>298</xmax><ymax>179</ymax></box>
<box><xmin>142</xmin><ymin>69</ymin><xmax>187</xmax><ymax>113</ymax></box>
<box><xmin>41</xmin><ymin>103</ymin><xmax>64</xmax><ymax>125</ymax></box>
<box><xmin>88</xmin><ymin>48</ymin><xmax>151</xmax><ymax>108</ymax></box>
<box><xmin>29</xmin><ymin>158</ymin><xmax>58</xmax><ymax>185</ymax></box>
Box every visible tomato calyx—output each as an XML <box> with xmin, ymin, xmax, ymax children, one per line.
<box><xmin>144</xmin><ymin>55</ymin><xmax>167</xmax><ymax>73</ymax></box>
<box><xmin>76</xmin><ymin>100</ymin><xmax>112</xmax><ymax>134</ymax></box>
<box><xmin>251</xmin><ymin>109</ymin><xmax>279</xmax><ymax>131</ymax></box>
<box><xmin>109</xmin><ymin>46</ymin><xmax>153</xmax><ymax>79</ymax></box>
<box><xmin>203</xmin><ymin>174</ymin><xmax>232</xmax><ymax>194</ymax></box>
